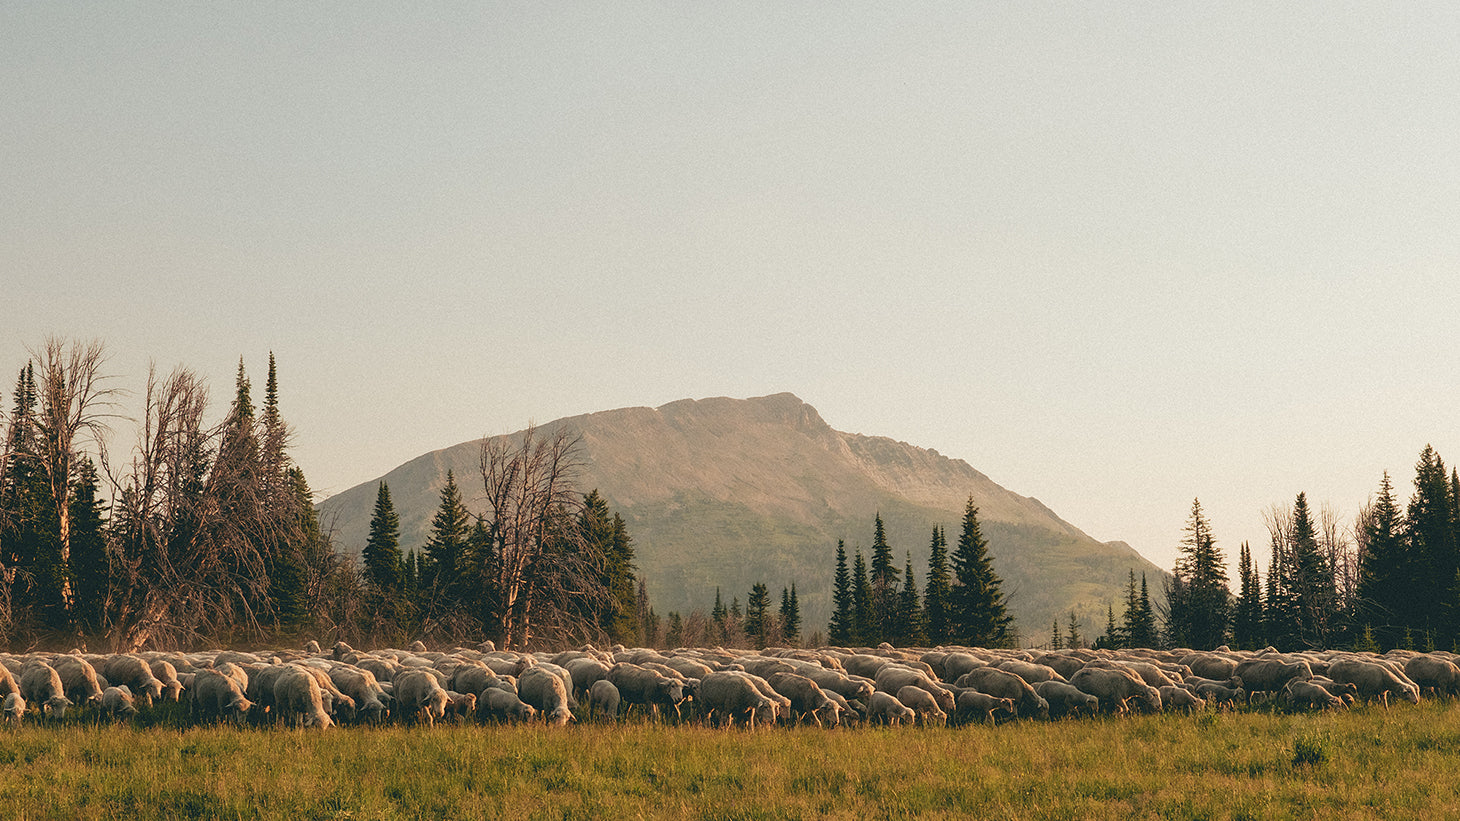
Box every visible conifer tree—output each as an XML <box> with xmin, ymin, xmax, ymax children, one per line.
<box><xmin>1050</xmin><ymin>620</ymin><xmax>1063</xmax><ymax>650</ymax></box>
<box><xmin>949</xmin><ymin>498</ymin><xmax>1012</xmax><ymax>647</ymax></box>
<box><xmin>851</xmin><ymin>549</ymin><xmax>874</xmax><ymax>646</ymax></box>
<box><xmin>828</xmin><ymin>541</ymin><xmax>853</xmax><ymax>645</ymax></box>
<box><xmin>1232</xmin><ymin>543</ymin><xmax>1262</xmax><ymax>649</ymax></box>
<box><xmin>923</xmin><ymin>525</ymin><xmax>951</xmax><ymax>644</ymax></box>
<box><xmin>66</xmin><ymin>456</ymin><xmax>108</xmax><ymax>636</ymax></box>
<box><xmin>898</xmin><ymin>553</ymin><xmax>926</xmax><ymax>646</ymax></box>
<box><xmin>421</xmin><ymin>471</ymin><xmax>471</xmax><ymax>613</ymax></box>
<box><xmin>1134</xmin><ymin>573</ymin><xmax>1157</xmax><ymax>648</ymax></box>
<box><xmin>1065</xmin><ymin>611</ymin><xmax>1083</xmax><ymax>649</ymax></box>
<box><xmin>868</xmin><ymin>514</ymin><xmax>900</xmax><ymax>642</ymax></box>
<box><xmin>745</xmin><ymin>582</ymin><xmax>771</xmax><ymax>648</ymax></box>
<box><xmin>779</xmin><ymin>583</ymin><xmax>801</xmax><ymax>646</ymax></box>
<box><xmin>1408</xmin><ymin>446</ymin><xmax>1457</xmax><ymax>639</ymax></box>
<box><xmin>363</xmin><ymin>482</ymin><xmax>403</xmax><ymax>594</ymax></box>
<box><xmin>1289</xmin><ymin>492</ymin><xmax>1336</xmax><ymax>647</ymax></box>
<box><xmin>1166</xmin><ymin>499</ymin><xmax>1230</xmax><ymax>649</ymax></box>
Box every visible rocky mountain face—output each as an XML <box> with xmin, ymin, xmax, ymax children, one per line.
<box><xmin>317</xmin><ymin>393</ymin><xmax>1164</xmax><ymax>642</ymax></box>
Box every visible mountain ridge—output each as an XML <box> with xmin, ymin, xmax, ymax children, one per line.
<box><xmin>317</xmin><ymin>392</ymin><xmax>1164</xmax><ymax>639</ymax></box>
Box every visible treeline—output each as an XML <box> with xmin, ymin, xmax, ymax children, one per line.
<box><xmin>0</xmin><ymin>339</ymin><xmax>649</xmax><ymax>652</ymax></box>
<box><xmin>1099</xmin><ymin>445</ymin><xmax>1460</xmax><ymax>653</ymax></box>
<box><xmin>826</xmin><ymin>500</ymin><xmax>1015</xmax><ymax>648</ymax></box>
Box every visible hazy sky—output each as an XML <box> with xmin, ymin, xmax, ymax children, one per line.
<box><xmin>5</xmin><ymin>4</ymin><xmax>1458</xmax><ymax>570</ymax></box>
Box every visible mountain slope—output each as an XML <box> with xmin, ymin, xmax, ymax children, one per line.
<box><xmin>317</xmin><ymin>393</ymin><xmax>1164</xmax><ymax>641</ymax></box>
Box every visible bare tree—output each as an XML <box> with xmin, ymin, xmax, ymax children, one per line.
<box><xmin>479</xmin><ymin>424</ymin><xmax>607</xmax><ymax>649</ymax></box>
<box><xmin>31</xmin><ymin>337</ymin><xmax>119</xmax><ymax>611</ymax></box>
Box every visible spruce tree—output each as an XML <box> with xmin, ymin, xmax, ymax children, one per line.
<box><xmin>1232</xmin><ymin>543</ymin><xmax>1262</xmax><ymax>650</ymax></box>
<box><xmin>1134</xmin><ymin>573</ymin><xmax>1157</xmax><ymax>648</ymax></box>
<box><xmin>851</xmin><ymin>549</ymin><xmax>874</xmax><ymax>646</ymax></box>
<box><xmin>868</xmin><ymin>514</ymin><xmax>899</xmax><ymax>642</ymax></box>
<box><xmin>1096</xmin><ymin>605</ymin><xmax>1118</xmax><ymax>649</ymax></box>
<box><xmin>949</xmin><ymin>498</ymin><xmax>1013</xmax><ymax>647</ymax></box>
<box><xmin>421</xmin><ymin>471</ymin><xmax>472</xmax><ymax>618</ymax></box>
<box><xmin>1065</xmin><ymin>611</ymin><xmax>1083</xmax><ymax>650</ymax></box>
<box><xmin>363</xmin><ymin>482</ymin><xmax>403</xmax><ymax>593</ymax></box>
<box><xmin>745</xmin><ymin>582</ymin><xmax>771</xmax><ymax>648</ymax></box>
<box><xmin>66</xmin><ymin>456</ymin><xmax>108</xmax><ymax>636</ymax></box>
<box><xmin>1167</xmin><ymin>498</ymin><xmax>1230</xmax><ymax>649</ymax></box>
<box><xmin>779</xmin><ymin>583</ymin><xmax>801</xmax><ymax>646</ymax></box>
<box><xmin>1408</xmin><ymin>447</ymin><xmax>1457</xmax><ymax>639</ymax></box>
<box><xmin>1050</xmin><ymin>620</ymin><xmax>1063</xmax><ymax>650</ymax></box>
<box><xmin>898</xmin><ymin>553</ymin><xmax>926</xmax><ymax>646</ymax></box>
<box><xmin>1288</xmin><ymin>492</ymin><xmax>1336</xmax><ymax>647</ymax></box>
<box><xmin>828</xmin><ymin>541</ymin><xmax>853</xmax><ymax>645</ymax></box>
<box><xmin>923</xmin><ymin>526</ymin><xmax>951</xmax><ymax>644</ymax></box>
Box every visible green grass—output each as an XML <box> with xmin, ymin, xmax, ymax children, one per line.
<box><xmin>4</xmin><ymin>702</ymin><xmax>1460</xmax><ymax>819</ymax></box>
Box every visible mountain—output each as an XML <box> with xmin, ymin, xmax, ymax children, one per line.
<box><xmin>316</xmin><ymin>392</ymin><xmax>1165</xmax><ymax>642</ymax></box>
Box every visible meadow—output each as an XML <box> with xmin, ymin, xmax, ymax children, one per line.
<box><xmin>2</xmin><ymin>702</ymin><xmax>1458</xmax><ymax>821</ymax></box>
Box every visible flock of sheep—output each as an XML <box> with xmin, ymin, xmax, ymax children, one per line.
<box><xmin>0</xmin><ymin>639</ymin><xmax>1451</xmax><ymax>730</ymax></box>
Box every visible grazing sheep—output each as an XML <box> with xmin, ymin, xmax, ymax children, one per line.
<box><xmin>996</xmin><ymin>659</ymin><xmax>1065</xmax><ymax>685</ymax></box>
<box><xmin>697</xmin><ymin>671</ymin><xmax>776</xmax><ymax>729</ymax></box>
<box><xmin>564</xmin><ymin>657</ymin><xmax>612</xmax><ymax>697</ymax></box>
<box><xmin>1283</xmin><ymin>679</ymin><xmax>1344</xmax><ymax>711</ymax></box>
<box><xmin>444</xmin><ymin>691</ymin><xmax>477</xmax><ymax>722</ymax></box>
<box><xmin>607</xmin><ymin>663</ymin><xmax>685</xmax><ymax>720</ymax></box>
<box><xmin>98</xmin><ymin>655</ymin><xmax>166</xmax><ymax>708</ymax></box>
<box><xmin>328</xmin><ymin>666</ymin><xmax>390</xmax><ymax>723</ymax></box>
<box><xmin>955</xmin><ymin>690</ymin><xmax>1016</xmax><ymax>725</ymax></box>
<box><xmin>955</xmin><ymin>667</ymin><xmax>1050</xmax><ymax>718</ymax></box>
<box><xmin>1033</xmin><ymin>680</ymin><xmax>1098</xmax><ymax>718</ymax></box>
<box><xmin>1158</xmin><ymin>685</ymin><xmax>1206</xmax><ymax>713</ymax></box>
<box><xmin>1327</xmin><ymin>659</ymin><xmax>1420</xmax><ymax>706</ymax></box>
<box><xmin>874</xmin><ymin>666</ymin><xmax>955</xmax><ymax>713</ymax></box>
<box><xmin>867</xmin><ymin>691</ymin><xmax>916</xmax><ymax>726</ymax></box>
<box><xmin>147</xmin><ymin>659</ymin><xmax>185</xmax><ymax>702</ymax></box>
<box><xmin>0</xmin><ymin>665</ymin><xmax>20</xmax><ymax>700</ymax></box>
<box><xmin>518</xmin><ymin>667</ymin><xmax>574</xmax><ymax>726</ymax></box>
<box><xmin>1232</xmin><ymin>659</ymin><xmax>1312</xmax><ymax>701</ymax></box>
<box><xmin>51</xmin><ymin>656</ymin><xmax>105</xmax><ymax>707</ymax></box>
<box><xmin>101</xmin><ymin>685</ymin><xmax>140</xmax><ymax>719</ymax></box>
<box><xmin>768</xmin><ymin>672</ymin><xmax>840</xmax><ymax>727</ymax></box>
<box><xmin>1403</xmin><ymin>655</ymin><xmax>1460</xmax><ymax>697</ymax></box>
<box><xmin>20</xmin><ymin>661</ymin><xmax>74</xmax><ymax>719</ymax></box>
<box><xmin>393</xmin><ymin>670</ymin><xmax>450</xmax><ymax>726</ymax></box>
<box><xmin>1193</xmin><ymin>681</ymin><xmax>1245</xmax><ymax>710</ymax></box>
<box><xmin>588</xmin><ymin>679</ymin><xmax>621</xmax><ymax>720</ymax></box>
<box><xmin>894</xmin><ymin>685</ymin><xmax>947</xmax><ymax>727</ymax></box>
<box><xmin>1182</xmin><ymin>652</ymin><xmax>1239</xmax><ymax>681</ymax></box>
<box><xmin>274</xmin><ymin>667</ymin><xmax>334</xmax><ymax>729</ymax></box>
<box><xmin>1068</xmin><ymin>667</ymin><xmax>1161</xmax><ymax>715</ymax></box>
<box><xmin>2</xmin><ymin>692</ymin><xmax>25</xmax><ymax>726</ymax></box>
<box><xmin>191</xmin><ymin>669</ymin><xmax>252</xmax><ymax>723</ymax></box>
<box><xmin>477</xmin><ymin>687</ymin><xmax>537</xmax><ymax>723</ymax></box>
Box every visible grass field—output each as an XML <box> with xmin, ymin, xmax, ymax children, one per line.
<box><xmin>3</xmin><ymin>702</ymin><xmax>1460</xmax><ymax>820</ymax></box>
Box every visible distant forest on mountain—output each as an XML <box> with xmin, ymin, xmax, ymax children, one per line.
<box><xmin>3</xmin><ymin>339</ymin><xmax>1456</xmax><ymax>654</ymax></box>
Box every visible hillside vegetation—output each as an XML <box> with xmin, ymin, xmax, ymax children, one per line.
<box><xmin>319</xmin><ymin>393</ymin><xmax>1164</xmax><ymax>636</ymax></box>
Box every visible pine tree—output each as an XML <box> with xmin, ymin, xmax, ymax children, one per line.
<box><xmin>66</xmin><ymin>456</ymin><xmax>108</xmax><ymax>636</ymax></box>
<box><xmin>868</xmin><ymin>514</ymin><xmax>899</xmax><ymax>642</ymax></box>
<box><xmin>1408</xmin><ymin>446</ymin><xmax>1457</xmax><ymax>640</ymax></box>
<box><xmin>1167</xmin><ymin>499</ymin><xmax>1230</xmax><ymax>649</ymax></box>
<box><xmin>1134</xmin><ymin>573</ymin><xmax>1157</xmax><ymax>648</ymax></box>
<box><xmin>779</xmin><ymin>583</ymin><xmax>801</xmax><ymax>646</ymax></box>
<box><xmin>1233</xmin><ymin>542</ymin><xmax>1262</xmax><ymax>650</ymax></box>
<box><xmin>363</xmin><ymin>482</ymin><xmax>403</xmax><ymax>594</ymax></box>
<box><xmin>851</xmin><ymin>549</ymin><xmax>874</xmax><ymax>646</ymax></box>
<box><xmin>1097</xmin><ymin>604</ymin><xmax>1119</xmax><ymax>649</ymax></box>
<box><xmin>828</xmin><ymin>541</ymin><xmax>853</xmax><ymax>645</ymax></box>
<box><xmin>923</xmin><ymin>526</ymin><xmax>951</xmax><ymax>644</ymax></box>
<box><xmin>2</xmin><ymin>363</ymin><xmax>65</xmax><ymax>631</ymax></box>
<box><xmin>1050</xmin><ymin>620</ymin><xmax>1063</xmax><ymax>650</ymax></box>
<box><xmin>949</xmin><ymin>498</ymin><xmax>1013</xmax><ymax>647</ymax></box>
<box><xmin>1065</xmin><ymin>611</ymin><xmax>1083</xmax><ymax>649</ymax></box>
<box><xmin>1289</xmin><ymin>492</ymin><xmax>1336</xmax><ymax>647</ymax></box>
<box><xmin>745</xmin><ymin>582</ymin><xmax>771</xmax><ymax>649</ymax></box>
<box><xmin>898</xmin><ymin>553</ymin><xmax>926</xmax><ymax>646</ymax></box>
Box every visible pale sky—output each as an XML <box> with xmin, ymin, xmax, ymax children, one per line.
<box><xmin>5</xmin><ymin>4</ymin><xmax>1458</xmax><ymax>572</ymax></box>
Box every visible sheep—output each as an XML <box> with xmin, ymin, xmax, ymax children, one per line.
<box><xmin>97</xmin><ymin>655</ymin><xmax>166</xmax><ymax>708</ymax></box>
<box><xmin>518</xmin><ymin>666</ymin><xmax>574</xmax><ymax>726</ymax></box>
<box><xmin>955</xmin><ymin>667</ymin><xmax>1049</xmax><ymax>718</ymax></box>
<box><xmin>1181</xmin><ymin>652</ymin><xmax>1239</xmax><ymax>681</ymax></box>
<box><xmin>51</xmin><ymin>655</ymin><xmax>105</xmax><ymax>707</ymax></box>
<box><xmin>20</xmin><ymin>661</ymin><xmax>74</xmax><ymax>720</ymax></box>
<box><xmin>2</xmin><ymin>692</ymin><xmax>25</xmax><ymax>726</ymax></box>
<box><xmin>0</xmin><ymin>664</ymin><xmax>20</xmax><ymax>700</ymax></box>
<box><xmin>767</xmin><ymin>672</ymin><xmax>840</xmax><ymax>727</ymax></box>
<box><xmin>607</xmin><ymin>663</ymin><xmax>685</xmax><ymax>720</ymax></box>
<box><xmin>1282</xmin><ymin>679</ymin><xmax>1344</xmax><ymax>711</ymax></box>
<box><xmin>1327</xmin><ymin>658</ymin><xmax>1420</xmax><ymax>706</ymax></box>
<box><xmin>697</xmin><ymin>671</ymin><xmax>777</xmax><ymax>729</ymax></box>
<box><xmin>444</xmin><ymin>691</ymin><xmax>477</xmax><ymax>722</ymax></box>
<box><xmin>874</xmin><ymin>665</ymin><xmax>955</xmax><ymax>713</ymax></box>
<box><xmin>329</xmin><ymin>666</ymin><xmax>391</xmax><ymax>723</ymax></box>
<box><xmin>1232</xmin><ymin>659</ymin><xmax>1312</xmax><ymax>701</ymax></box>
<box><xmin>867</xmin><ymin>691</ymin><xmax>916</xmax><ymax>726</ymax></box>
<box><xmin>588</xmin><ymin>679</ymin><xmax>621</xmax><ymax>720</ymax></box>
<box><xmin>895</xmin><ymin>685</ymin><xmax>947</xmax><ymax>727</ymax></box>
<box><xmin>393</xmin><ymin>670</ymin><xmax>450</xmax><ymax>726</ymax></box>
<box><xmin>101</xmin><ymin>685</ymin><xmax>140</xmax><ymax>719</ymax></box>
<box><xmin>955</xmin><ymin>690</ymin><xmax>1016</xmax><ymax>725</ymax></box>
<box><xmin>564</xmin><ymin>657</ymin><xmax>611</xmax><ymax>698</ymax></box>
<box><xmin>191</xmin><ymin>669</ymin><xmax>252</xmax><ymax>723</ymax></box>
<box><xmin>147</xmin><ymin>659</ymin><xmax>185</xmax><ymax>702</ymax></box>
<box><xmin>995</xmin><ymin>659</ymin><xmax>1065</xmax><ymax>685</ymax></box>
<box><xmin>477</xmin><ymin>687</ymin><xmax>538</xmax><ymax>723</ymax></box>
<box><xmin>1033</xmin><ymin>680</ymin><xmax>1098</xmax><ymax>718</ymax></box>
<box><xmin>1158</xmin><ymin>685</ymin><xmax>1206</xmax><ymax>713</ymax></box>
<box><xmin>1068</xmin><ymin>667</ymin><xmax>1161</xmax><ymax>715</ymax></box>
<box><xmin>1403</xmin><ymin>654</ymin><xmax>1460</xmax><ymax>698</ymax></box>
<box><xmin>273</xmin><ymin>666</ymin><xmax>333</xmax><ymax>729</ymax></box>
<box><xmin>1193</xmin><ymin>681</ymin><xmax>1245</xmax><ymax>710</ymax></box>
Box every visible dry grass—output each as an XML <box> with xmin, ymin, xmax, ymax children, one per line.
<box><xmin>3</xmin><ymin>701</ymin><xmax>1459</xmax><ymax>820</ymax></box>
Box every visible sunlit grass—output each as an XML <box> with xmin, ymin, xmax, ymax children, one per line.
<box><xmin>2</xmin><ymin>701</ymin><xmax>1459</xmax><ymax>819</ymax></box>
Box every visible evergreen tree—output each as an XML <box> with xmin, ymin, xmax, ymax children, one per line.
<box><xmin>1408</xmin><ymin>446</ymin><xmax>1457</xmax><ymax>640</ymax></box>
<box><xmin>666</xmin><ymin>612</ymin><xmax>684</xmax><ymax>648</ymax></box>
<box><xmin>949</xmin><ymin>498</ymin><xmax>1013</xmax><ymax>647</ymax></box>
<box><xmin>897</xmin><ymin>553</ymin><xmax>926</xmax><ymax>646</ymax></box>
<box><xmin>1050</xmin><ymin>619</ymin><xmax>1063</xmax><ymax>650</ymax></box>
<box><xmin>1289</xmin><ymin>492</ymin><xmax>1336</xmax><ymax>647</ymax></box>
<box><xmin>421</xmin><ymin>471</ymin><xmax>471</xmax><ymax>615</ymax></box>
<box><xmin>1166</xmin><ymin>499</ymin><xmax>1230</xmax><ymax>649</ymax></box>
<box><xmin>1134</xmin><ymin>573</ymin><xmax>1157</xmax><ymax>648</ymax></box>
<box><xmin>1065</xmin><ymin>611</ymin><xmax>1083</xmax><ymax>649</ymax></box>
<box><xmin>1232</xmin><ymin>542</ymin><xmax>1263</xmax><ymax>650</ymax></box>
<box><xmin>66</xmin><ymin>456</ymin><xmax>108</xmax><ymax>636</ymax></box>
<box><xmin>851</xmin><ymin>549</ymin><xmax>874</xmax><ymax>646</ymax></box>
<box><xmin>578</xmin><ymin>490</ymin><xmax>637</xmax><ymax>642</ymax></box>
<box><xmin>828</xmin><ymin>541</ymin><xmax>853</xmax><ymax>645</ymax></box>
<box><xmin>745</xmin><ymin>582</ymin><xmax>771</xmax><ymax>648</ymax></box>
<box><xmin>463</xmin><ymin>518</ymin><xmax>500</xmax><ymax>636</ymax></box>
<box><xmin>868</xmin><ymin>514</ymin><xmax>900</xmax><ymax>642</ymax></box>
<box><xmin>1264</xmin><ymin>540</ymin><xmax>1291</xmax><ymax>648</ymax></box>
<box><xmin>711</xmin><ymin>587</ymin><xmax>726</xmax><ymax>629</ymax></box>
<box><xmin>923</xmin><ymin>526</ymin><xmax>951</xmax><ymax>644</ymax></box>
<box><xmin>779</xmin><ymin>583</ymin><xmax>801</xmax><ymax>646</ymax></box>
<box><xmin>363</xmin><ymin>483</ymin><xmax>403</xmax><ymax>594</ymax></box>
